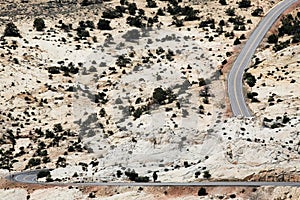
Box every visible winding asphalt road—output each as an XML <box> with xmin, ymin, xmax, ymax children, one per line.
<box><xmin>228</xmin><ymin>0</ymin><xmax>299</xmax><ymax>117</ymax></box>
<box><xmin>6</xmin><ymin>0</ymin><xmax>300</xmax><ymax>188</ymax></box>
<box><xmin>6</xmin><ymin>170</ymin><xmax>300</xmax><ymax>187</ymax></box>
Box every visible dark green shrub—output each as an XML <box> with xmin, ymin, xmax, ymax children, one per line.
<box><xmin>238</xmin><ymin>0</ymin><xmax>251</xmax><ymax>8</ymax></box>
<box><xmin>45</xmin><ymin>130</ymin><xmax>55</xmax><ymax>138</ymax></box>
<box><xmin>37</xmin><ymin>170</ymin><xmax>50</xmax><ymax>179</ymax></box>
<box><xmin>278</xmin><ymin>14</ymin><xmax>295</xmax><ymax>36</ymax></box>
<box><xmin>126</xmin><ymin>16</ymin><xmax>145</xmax><ymax>28</ymax></box>
<box><xmin>46</xmin><ymin>176</ymin><xmax>53</xmax><ymax>182</ymax></box>
<box><xmin>33</xmin><ymin>18</ymin><xmax>46</xmax><ymax>31</ymax></box>
<box><xmin>56</xmin><ymin>156</ymin><xmax>67</xmax><ymax>167</ymax></box>
<box><xmin>172</xmin><ymin>17</ymin><xmax>184</xmax><ymax>27</ymax></box>
<box><xmin>199</xmin><ymin>78</ymin><xmax>206</xmax><ymax>86</ymax></box>
<box><xmin>146</xmin><ymin>0</ymin><xmax>157</xmax><ymax>8</ymax></box>
<box><xmin>251</xmin><ymin>7</ymin><xmax>263</xmax><ymax>16</ymax></box>
<box><xmin>39</xmin><ymin>150</ymin><xmax>48</xmax><ymax>157</ymax></box>
<box><xmin>167</xmin><ymin>4</ymin><xmax>181</xmax><ymax>15</ymax></box>
<box><xmin>203</xmin><ymin>170</ymin><xmax>211</xmax><ymax>179</ymax></box>
<box><xmin>157</xmin><ymin>8</ymin><xmax>165</xmax><ymax>16</ymax></box>
<box><xmin>273</xmin><ymin>40</ymin><xmax>290</xmax><ymax>52</ymax></box>
<box><xmin>128</xmin><ymin>3</ymin><xmax>137</xmax><ymax>15</ymax></box>
<box><xmin>184</xmin><ymin>8</ymin><xmax>199</xmax><ymax>21</ymax></box>
<box><xmin>229</xmin><ymin>15</ymin><xmax>245</xmax><ymax>26</ymax></box>
<box><xmin>79</xmin><ymin>20</ymin><xmax>95</xmax><ymax>29</ymax></box>
<box><xmin>203</xmin><ymin>97</ymin><xmax>209</xmax><ymax>104</ymax></box>
<box><xmin>282</xmin><ymin>115</ymin><xmax>290</xmax><ymax>124</ymax></box>
<box><xmin>102</xmin><ymin>9</ymin><xmax>123</xmax><ymax>19</ymax></box>
<box><xmin>54</xmin><ymin>123</ymin><xmax>63</xmax><ymax>132</ymax></box>
<box><xmin>198</xmin><ymin>188</ymin><xmax>208</xmax><ymax>196</ymax></box>
<box><xmin>247</xmin><ymin>92</ymin><xmax>257</xmax><ymax>99</ymax></box>
<box><xmin>42</xmin><ymin>156</ymin><xmax>50</xmax><ymax>163</ymax></box>
<box><xmin>153</xmin><ymin>87</ymin><xmax>176</xmax><ymax>105</ymax></box>
<box><xmin>153</xmin><ymin>87</ymin><xmax>167</xmax><ymax>104</ymax></box>
<box><xmin>81</xmin><ymin>0</ymin><xmax>93</xmax><ymax>6</ymax></box>
<box><xmin>219</xmin><ymin>0</ymin><xmax>227</xmax><ymax>5</ymax></box>
<box><xmin>240</xmin><ymin>34</ymin><xmax>246</xmax><ymax>40</ymax></box>
<box><xmin>233</xmin><ymin>38</ymin><xmax>241</xmax><ymax>45</ymax></box>
<box><xmin>76</xmin><ymin>28</ymin><xmax>90</xmax><ymax>39</ymax></box>
<box><xmin>133</xmin><ymin>108</ymin><xmax>143</xmax><ymax>119</ymax></box>
<box><xmin>3</xmin><ymin>22</ymin><xmax>21</xmax><ymax>37</ymax></box>
<box><xmin>97</xmin><ymin>19</ymin><xmax>112</xmax><ymax>30</ymax></box>
<box><xmin>88</xmin><ymin>192</ymin><xmax>96</xmax><ymax>198</ymax></box>
<box><xmin>267</xmin><ymin>34</ymin><xmax>278</xmax><ymax>44</ymax></box>
<box><xmin>116</xmin><ymin>170</ymin><xmax>122</xmax><ymax>178</ymax></box>
<box><xmin>27</xmin><ymin>158</ymin><xmax>41</xmax><ymax>168</ymax></box>
<box><xmin>116</xmin><ymin>55</ymin><xmax>131</xmax><ymax>67</ymax></box>
<box><xmin>135</xmin><ymin>176</ymin><xmax>149</xmax><ymax>182</ymax></box>
<box><xmin>243</xmin><ymin>72</ymin><xmax>256</xmax><ymax>87</ymax></box>
<box><xmin>125</xmin><ymin>170</ymin><xmax>138</xmax><ymax>181</ymax></box>
<box><xmin>292</xmin><ymin>33</ymin><xmax>300</xmax><ymax>43</ymax></box>
<box><xmin>225</xmin><ymin>7</ymin><xmax>235</xmax><ymax>16</ymax></box>
<box><xmin>219</xmin><ymin>20</ymin><xmax>225</xmax><ymax>27</ymax></box>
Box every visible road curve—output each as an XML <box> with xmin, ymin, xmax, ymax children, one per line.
<box><xmin>6</xmin><ymin>170</ymin><xmax>300</xmax><ymax>187</ymax></box>
<box><xmin>228</xmin><ymin>0</ymin><xmax>299</xmax><ymax>117</ymax></box>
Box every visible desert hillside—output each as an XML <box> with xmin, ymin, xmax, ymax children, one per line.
<box><xmin>0</xmin><ymin>0</ymin><xmax>299</xmax><ymax>199</ymax></box>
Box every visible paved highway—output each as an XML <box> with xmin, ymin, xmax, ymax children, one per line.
<box><xmin>7</xmin><ymin>170</ymin><xmax>300</xmax><ymax>187</ymax></box>
<box><xmin>9</xmin><ymin>170</ymin><xmax>39</xmax><ymax>184</ymax></box>
<box><xmin>228</xmin><ymin>0</ymin><xmax>299</xmax><ymax>117</ymax></box>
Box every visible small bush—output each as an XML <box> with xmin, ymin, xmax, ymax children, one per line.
<box><xmin>157</xmin><ymin>8</ymin><xmax>165</xmax><ymax>16</ymax></box>
<box><xmin>102</xmin><ymin>9</ymin><xmax>123</xmax><ymax>19</ymax></box>
<box><xmin>125</xmin><ymin>170</ymin><xmax>138</xmax><ymax>181</ymax></box>
<box><xmin>172</xmin><ymin>17</ymin><xmax>184</xmax><ymax>27</ymax></box>
<box><xmin>27</xmin><ymin>158</ymin><xmax>41</xmax><ymax>168</ymax></box>
<box><xmin>53</xmin><ymin>123</ymin><xmax>63</xmax><ymax>132</ymax></box>
<box><xmin>37</xmin><ymin>170</ymin><xmax>50</xmax><ymax>179</ymax></box>
<box><xmin>126</xmin><ymin>16</ymin><xmax>145</xmax><ymax>28</ymax></box>
<box><xmin>233</xmin><ymin>38</ymin><xmax>241</xmax><ymax>45</ymax></box>
<box><xmin>88</xmin><ymin>192</ymin><xmax>96</xmax><ymax>198</ymax></box>
<box><xmin>97</xmin><ymin>19</ymin><xmax>112</xmax><ymax>30</ymax></box>
<box><xmin>198</xmin><ymin>187</ymin><xmax>208</xmax><ymax>196</ymax></box>
<box><xmin>199</xmin><ymin>78</ymin><xmax>206</xmax><ymax>86</ymax></box>
<box><xmin>238</xmin><ymin>0</ymin><xmax>251</xmax><ymax>8</ymax></box>
<box><xmin>225</xmin><ymin>7</ymin><xmax>235</xmax><ymax>16</ymax></box>
<box><xmin>153</xmin><ymin>87</ymin><xmax>176</xmax><ymax>105</ymax></box>
<box><xmin>267</xmin><ymin>34</ymin><xmax>278</xmax><ymax>44</ymax></box>
<box><xmin>3</xmin><ymin>22</ymin><xmax>21</xmax><ymax>37</ymax></box>
<box><xmin>146</xmin><ymin>0</ymin><xmax>157</xmax><ymax>8</ymax></box>
<box><xmin>81</xmin><ymin>0</ymin><xmax>93</xmax><ymax>6</ymax></box>
<box><xmin>273</xmin><ymin>40</ymin><xmax>290</xmax><ymax>52</ymax></box>
<box><xmin>243</xmin><ymin>72</ymin><xmax>256</xmax><ymax>87</ymax></box>
<box><xmin>251</xmin><ymin>8</ymin><xmax>263</xmax><ymax>16</ymax></box>
<box><xmin>203</xmin><ymin>170</ymin><xmax>211</xmax><ymax>179</ymax></box>
<box><xmin>33</xmin><ymin>18</ymin><xmax>46</xmax><ymax>31</ymax></box>
<box><xmin>79</xmin><ymin>20</ymin><xmax>95</xmax><ymax>29</ymax></box>
<box><xmin>292</xmin><ymin>33</ymin><xmax>300</xmax><ymax>43</ymax></box>
<box><xmin>76</xmin><ymin>28</ymin><xmax>90</xmax><ymax>39</ymax></box>
<box><xmin>219</xmin><ymin>0</ymin><xmax>227</xmax><ymax>5</ymax></box>
<box><xmin>46</xmin><ymin>176</ymin><xmax>53</xmax><ymax>182</ymax></box>
<box><xmin>135</xmin><ymin>176</ymin><xmax>150</xmax><ymax>182</ymax></box>
<box><xmin>128</xmin><ymin>3</ymin><xmax>137</xmax><ymax>15</ymax></box>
